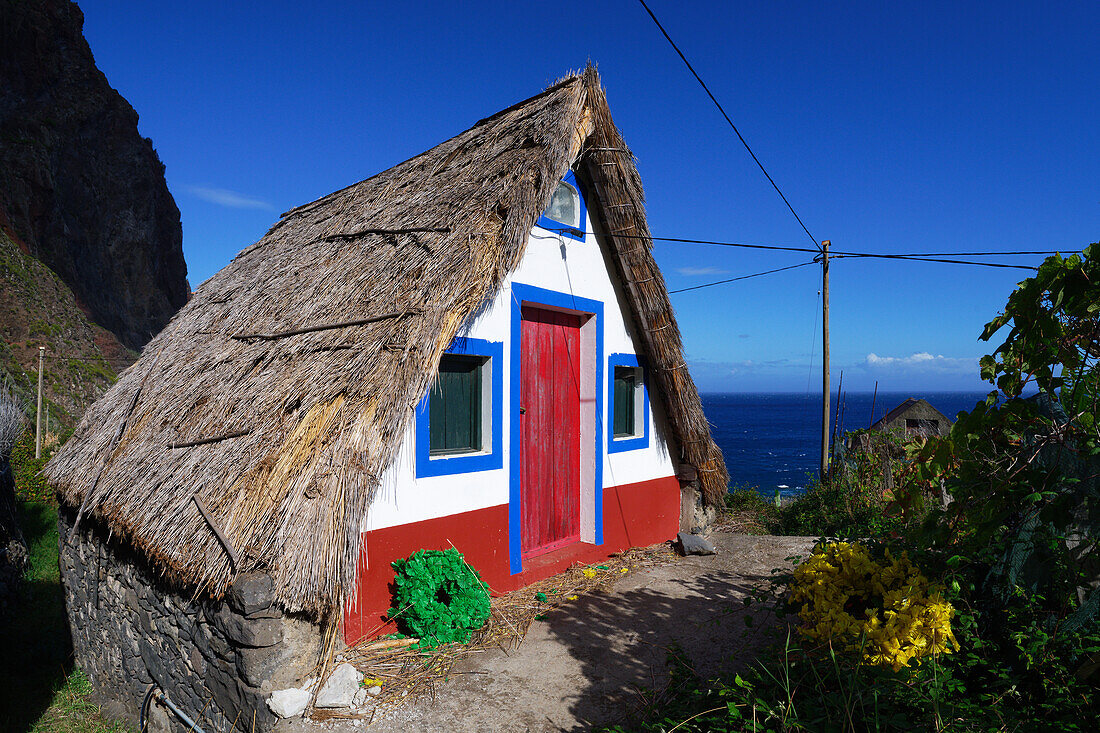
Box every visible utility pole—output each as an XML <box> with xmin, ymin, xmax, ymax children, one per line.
<box><xmin>820</xmin><ymin>240</ymin><xmax>830</xmax><ymax>480</ymax></box>
<box><xmin>35</xmin><ymin>345</ymin><xmax>45</xmax><ymax>459</ymax></box>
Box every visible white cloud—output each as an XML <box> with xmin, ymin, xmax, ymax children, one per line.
<box><xmin>185</xmin><ymin>185</ymin><xmax>274</xmax><ymax>210</ymax></box>
<box><xmin>676</xmin><ymin>266</ymin><xmax>730</xmax><ymax>276</ymax></box>
<box><xmin>864</xmin><ymin>352</ymin><xmax>977</xmax><ymax>372</ymax></box>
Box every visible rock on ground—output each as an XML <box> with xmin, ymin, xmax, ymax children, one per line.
<box><xmin>268</xmin><ymin>688</ymin><xmax>310</xmax><ymax>719</ymax></box>
<box><xmin>314</xmin><ymin>663</ymin><xmax>363</xmax><ymax>709</ymax></box>
<box><xmin>676</xmin><ymin>531</ymin><xmax>718</xmax><ymax>555</ymax></box>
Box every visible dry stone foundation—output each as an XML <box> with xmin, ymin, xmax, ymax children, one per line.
<box><xmin>58</xmin><ymin>508</ymin><xmax>323</xmax><ymax>732</ymax></box>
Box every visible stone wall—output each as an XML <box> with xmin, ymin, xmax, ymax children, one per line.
<box><xmin>58</xmin><ymin>507</ymin><xmax>323</xmax><ymax>732</ymax></box>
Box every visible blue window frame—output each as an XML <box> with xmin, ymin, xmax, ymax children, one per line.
<box><xmin>415</xmin><ymin>337</ymin><xmax>503</xmax><ymax>477</ymax></box>
<box><xmin>535</xmin><ymin>170</ymin><xmax>587</xmax><ymax>242</ymax></box>
<box><xmin>607</xmin><ymin>353</ymin><xmax>649</xmax><ymax>453</ymax></box>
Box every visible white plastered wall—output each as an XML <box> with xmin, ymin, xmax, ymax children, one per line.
<box><xmin>365</xmin><ymin>199</ymin><xmax>679</xmax><ymax>532</ymax></box>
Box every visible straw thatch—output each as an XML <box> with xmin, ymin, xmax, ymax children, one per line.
<box><xmin>45</xmin><ymin>65</ymin><xmax>728</xmax><ymax>617</ymax></box>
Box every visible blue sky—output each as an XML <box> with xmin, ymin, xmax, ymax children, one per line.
<box><xmin>78</xmin><ymin>1</ymin><xmax>1098</xmax><ymax>393</ymax></box>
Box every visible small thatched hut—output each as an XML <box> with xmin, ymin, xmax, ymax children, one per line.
<box><xmin>45</xmin><ymin>66</ymin><xmax>727</xmax><ymax>730</ymax></box>
<box><xmin>871</xmin><ymin>398</ymin><xmax>954</xmax><ymax>439</ymax></box>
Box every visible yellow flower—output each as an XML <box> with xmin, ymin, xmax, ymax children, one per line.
<box><xmin>582</xmin><ymin>568</ymin><xmax>597</xmax><ymax>579</ymax></box>
<box><xmin>789</xmin><ymin>541</ymin><xmax>958</xmax><ymax>670</ymax></box>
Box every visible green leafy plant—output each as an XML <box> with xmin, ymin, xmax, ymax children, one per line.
<box><xmin>905</xmin><ymin>245</ymin><xmax>1100</xmax><ymax>637</ymax></box>
<box><xmin>388</xmin><ymin>548</ymin><xmax>490</xmax><ymax>647</ymax></box>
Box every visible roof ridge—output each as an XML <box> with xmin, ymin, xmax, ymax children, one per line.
<box><xmin>274</xmin><ymin>75</ymin><xmax>585</xmax><ymax>226</ymax></box>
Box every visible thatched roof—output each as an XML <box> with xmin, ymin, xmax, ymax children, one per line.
<box><xmin>46</xmin><ymin>66</ymin><xmax>728</xmax><ymax>617</ymax></box>
<box><xmin>871</xmin><ymin>398</ymin><xmax>953</xmax><ymax>432</ymax></box>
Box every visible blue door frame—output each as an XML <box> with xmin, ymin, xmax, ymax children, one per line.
<box><xmin>508</xmin><ymin>282</ymin><xmax>604</xmax><ymax>574</ymax></box>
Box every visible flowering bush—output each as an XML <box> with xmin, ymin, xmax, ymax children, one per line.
<box><xmin>790</xmin><ymin>541</ymin><xmax>958</xmax><ymax>670</ymax></box>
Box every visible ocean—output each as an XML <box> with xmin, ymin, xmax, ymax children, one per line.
<box><xmin>700</xmin><ymin>391</ymin><xmax>990</xmax><ymax>499</ymax></box>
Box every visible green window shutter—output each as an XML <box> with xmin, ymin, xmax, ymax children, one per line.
<box><xmin>430</xmin><ymin>355</ymin><xmax>483</xmax><ymax>454</ymax></box>
<box><xmin>613</xmin><ymin>366</ymin><xmax>636</xmax><ymax>438</ymax></box>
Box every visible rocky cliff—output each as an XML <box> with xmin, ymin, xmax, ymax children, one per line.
<box><xmin>0</xmin><ymin>0</ymin><xmax>189</xmax><ymax>350</ymax></box>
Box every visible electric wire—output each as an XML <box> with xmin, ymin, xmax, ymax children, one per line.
<box><xmin>40</xmin><ymin>353</ymin><xmax>134</xmax><ymax>364</ymax></box>
<box><xmin>636</xmin><ymin>0</ymin><xmax>821</xmax><ymax>251</ymax></box>
<box><xmin>566</xmin><ymin>229</ymin><xmax>1070</xmax><ymax>262</ymax></box>
<box><xmin>883</xmin><ymin>250</ymin><xmax>1071</xmax><ymax>257</ymax></box>
<box><xmin>827</xmin><ymin>253</ymin><xmax>1037</xmax><ymax>270</ymax></box>
<box><xmin>667</xmin><ymin>261</ymin><xmax>817</xmax><ymax>293</ymax></box>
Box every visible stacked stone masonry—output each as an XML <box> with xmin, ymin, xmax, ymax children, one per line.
<box><xmin>58</xmin><ymin>508</ymin><xmax>322</xmax><ymax>732</ymax></box>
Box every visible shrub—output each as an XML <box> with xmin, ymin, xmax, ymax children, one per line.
<box><xmin>790</xmin><ymin>541</ymin><xmax>958</xmax><ymax>670</ymax></box>
<box><xmin>778</xmin><ymin>476</ymin><xmax>907</xmax><ymax>538</ymax></box>
<box><xmin>718</xmin><ymin>485</ymin><xmax>781</xmax><ymax>534</ymax></box>
<box><xmin>724</xmin><ymin>485</ymin><xmax>775</xmax><ymax>513</ymax></box>
<box><xmin>388</xmin><ymin>548</ymin><xmax>490</xmax><ymax>647</ymax></box>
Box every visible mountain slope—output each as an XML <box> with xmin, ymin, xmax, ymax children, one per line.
<box><xmin>1</xmin><ymin>222</ymin><xmax>132</xmax><ymax>433</ymax></box>
<box><xmin>0</xmin><ymin>0</ymin><xmax>189</xmax><ymax>350</ymax></box>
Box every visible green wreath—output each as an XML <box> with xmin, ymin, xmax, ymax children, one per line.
<box><xmin>387</xmin><ymin>548</ymin><xmax>490</xmax><ymax>647</ymax></box>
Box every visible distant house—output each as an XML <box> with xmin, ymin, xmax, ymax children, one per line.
<box><xmin>871</xmin><ymin>398</ymin><xmax>953</xmax><ymax>439</ymax></box>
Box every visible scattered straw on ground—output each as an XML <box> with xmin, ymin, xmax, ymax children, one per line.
<box><xmin>711</xmin><ymin>509</ymin><xmax>774</xmax><ymax>535</ymax></box>
<box><xmin>311</xmin><ymin>542</ymin><xmax>679</xmax><ymax>720</ymax></box>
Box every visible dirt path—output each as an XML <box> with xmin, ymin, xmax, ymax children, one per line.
<box><xmin>281</xmin><ymin>533</ymin><xmax>814</xmax><ymax>732</ymax></box>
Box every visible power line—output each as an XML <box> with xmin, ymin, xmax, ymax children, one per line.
<box><xmin>635</xmin><ymin>0</ymin><xmax>821</xmax><ymax>251</ymax></box>
<box><xmin>607</xmin><ymin>232</ymin><xmax>820</xmax><ymax>254</ymax></box>
<box><xmin>667</xmin><ymin>261</ymin><xmax>817</xmax><ymax>293</ymax></box>
<box><xmin>828</xmin><ymin>253</ymin><xmax>1037</xmax><ymax>270</ymax></box>
<box><xmin>669</xmin><ymin>252</ymin><xmax>1035</xmax><ymax>295</ymax></box>
<box><xmin>37</xmin><ymin>353</ymin><xmax>134</xmax><ymax>365</ymax></box>
<box><xmin>666</xmin><ymin>247</ymin><xmax>1041</xmax><ymax>295</ymax></box>
<box><xmin>885</xmin><ymin>250</ymin><xmax>1072</xmax><ymax>257</ymax></box>
<box><xmin>567</xmin><ymin>229</ymin><xmax>1072</xmax><ymax>261</ymax></box>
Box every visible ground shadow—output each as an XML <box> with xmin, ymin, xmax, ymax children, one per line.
<box><xmin>0</xmin><ymin>502</ymin><xmax>74</xmax><ymax>732</ymax></box>
<box><xmin>540</xmin><ymin>568</ymin><xmax>789</xmax><ymax>730</ymax></box>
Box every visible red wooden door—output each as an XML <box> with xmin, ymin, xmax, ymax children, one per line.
<box><xmin>520</xmin><ymin>306</ymin><xmax>582</xmax><ymax>557</ymax></box>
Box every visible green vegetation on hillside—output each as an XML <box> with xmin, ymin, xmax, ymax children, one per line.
<box><xmin>0</xmin><ymin>227</ymin><xmax>133</xmax><ymax>435</ymax></box>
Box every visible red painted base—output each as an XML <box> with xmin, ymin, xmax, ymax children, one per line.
<box><xmin>343</xmin><ymin>475</ymin><xmax>680</xmax><ymax>644</ymax></box>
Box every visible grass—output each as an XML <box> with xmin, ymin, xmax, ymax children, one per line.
<box><xmin>0</xmin><ymin>501</ymin><xmax>129</xmax><ymax>732</ymax></box>
<box><xmin>30</xmin><ymin>671</ymin><xmax>129</xmax><ymax>733</ymax></box>
<box><xmin>713</xmin><ymin>486</ymin><xmax>781</xmax><ymax>535</ymax></box>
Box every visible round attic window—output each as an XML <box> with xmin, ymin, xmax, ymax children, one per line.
<box><xmin>544</xmin><ymin>180</ymin><xmax>580</xmax><ymax>230</ymax></box>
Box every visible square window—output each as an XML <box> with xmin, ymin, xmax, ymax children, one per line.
<box><xmin>415</xmin><ymin>337</ymin><xmax>503</xmax><ymax>477</ymax></box>
<box><xmin>429</xmin><ymin>354</ymin><xmax>486</xmax><ymax>455</ymax></box>
<box><xmin>608</xmin><ymin>354</ymin><xmax>649</xmax><ymax>452</ymax></box>
<box><xmin>613</xmin><ymin>366</ymin><xmax>639</xmax><ymax>438</ymax></box>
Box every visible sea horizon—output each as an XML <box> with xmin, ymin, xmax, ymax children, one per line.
<box><xmin>699</xmin><ymin>390</ymin><xmax>990</xmax><ymax>498</ymax></box>
<box><xmin>700</xmin><ymin>388</ymin><xmax>994</xmax><ymax>395</ymax></box>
